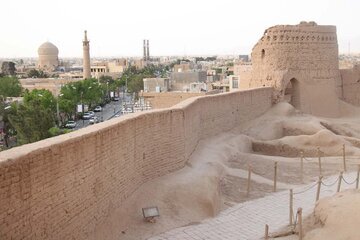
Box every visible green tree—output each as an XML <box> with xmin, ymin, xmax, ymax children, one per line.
<box><xmin>0</xmin><ymin>76</ymin><xmax>22</xmax><ymax>98</ymax></box>
<box><xmin>59</xmin><ymin>78</ymin><xmax>105</xmax><ymax>119</ymax></box>
<box><xmin>127</xmin><ymin>75</ymin><xmax>144</xmax><ymax>93</ymax></box>
<box><xmin>120</xmin><ymin>64</ymin><xmax>165</xmax><ymax>94</ymax></box>
<box><xmin>1</xmin><ymin>62</ymin><xmax>16</xmax><ymax>76</ymax></box>
<box><xmin>6</xmin><ymin>89</ymin><xmax>58</xmax><ymax>145</ymax></box>
<box><xmin>0</xmin><ymin>100</ymin><xmax>16</xmax><ymax>148</ymax></box>
<box><xmin>99</xmin><ymin>76</ymin><xmax>126</xmax><ymax>97</ymax></box>
<box><xmin>213</xmin><ymin>68</ymin><xmax>222</xmax><ymax>74</ymax></box>
<box><xmin>23</xmin><ymin>89</ymin><xmax>57</xmax><ymax>113</ymax></box>
<box><xmin>81</xmin><ymin>79</ymin><xmax>104</xmax><ymax>108</ymax></box>
<box><xmin>48</xmin><ymin>127</ymin><xmax>71</xmax><ymax>137</ymax></box>
<box><xmin>8</xmin><ymin>102</ymin><xmax>55</xmax><ymax>145</ymax></box>
<box><xmin>99</xmin><ymin>75</ymin><xmax>114</xmax><ymax>85</ymax></box>
<box><xmin>27</xmin><ymin>69</ymin><xmax>49</xmax><ymax>78</ymax></box>
<box><xmin>59</xmin><ymin>84</ymin><xmax>78</xmax><ymax>119</ymax></box>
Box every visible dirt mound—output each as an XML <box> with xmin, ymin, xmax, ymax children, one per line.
<box><xmin>304</xmin><ymin>190</ymin><xmax>360</xmax><ymax>240</ymax></box>
<box><xmin>320</xmin><ymin>121</ymin><xmax>354</xmax><ymax>137</ymax></box>
<box><xmin>252</xmin><ymin>129</ymin><xmax>350</xmax><ymax>157</ymax></box>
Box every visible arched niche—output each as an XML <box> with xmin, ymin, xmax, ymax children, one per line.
<box><xmin>284</xmin><ymin>78</ymin><xmax>300</xmax><ymax>109</ymax></box>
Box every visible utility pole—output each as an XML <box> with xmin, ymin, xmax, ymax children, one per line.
<box><xmin>56</xmin><ymin>93</ymin><xmax>63</xmax><ymax>127</ymax></box>
<box><xmin>56</xmin><ymin>101</ymin><xmax>60</xmax><ymax>127</ymax></box>
<box><xmin>125</xmin><ymin>77</ymin><xmax>128</xmax><ymax>94</ymax></box>
<box><xmin>81</xmin><ymin>91</ymin><xmax>84</xmax><ymax>126</ymax></box>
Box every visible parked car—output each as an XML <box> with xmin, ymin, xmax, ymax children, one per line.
<box><xmin>82</xmin><ymin>113</ymin><xmax>91</xmax><ymax>120</ymax></box>
<box><xmin>121</xmin><ymin>108</ymin><xmax>133</xmax><ymax>114</ymax></box>
<box><xmin>89</xmin><ymin>117</ymin><xmax>99</xmax><ymax>124</ymax></box>
<box><xmin>88</xmin><ymin>111</ymin><xmax>95</xmax><ymax>117</ymax></box>
<box><xmin>65</xmin><ymin>121</ymin><xmax>76</xmax><ymax>129</ymax></box>
<box><xmin>94</xmin><ymin>106</ymin><xmax>102</xmax><ymax>112</ymax></box>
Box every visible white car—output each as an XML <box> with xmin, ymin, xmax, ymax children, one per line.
<box><xmin>94</xmin><ymin>106</ymin><xmax>102</xmax><ymax>112</ymax></box>
<box><xmin>82</xmin><ymin>113</ymin><xmax>91</xmax><ymax>120</ymax></box>
<box><xmin>89</xmin><ymin>117</ymin><xmax>99</xmax><ymax>124</ymax></box>
<box><xmin>65</xmin><ymin>121</ymin><xmax>76</xmax><ymax>128</ymax></box>
<box><xmin>88</xmin><ymin>111</ymin><xmax>95</xmax><ymax>117</ymax></box>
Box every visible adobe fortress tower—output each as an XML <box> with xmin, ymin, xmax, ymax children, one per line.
<box><xmin>83</xmin><ymin>30</ymin><xmax>91</xmax><ymax>79</ymax></box>
<box><xmin>250</xmin><ymin>21</ymin><xmax>340</xmax><ymax>117</ymax></box>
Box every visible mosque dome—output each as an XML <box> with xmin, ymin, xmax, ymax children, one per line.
<box><xmin>37</xmin><ymin>41</ymin><xmax>59</xmax><ymax>71</ymax></box>
<box><xmin>38</xmin><ymin>42</ymin><xmax>59</xmax><ymax>56</ymax></box>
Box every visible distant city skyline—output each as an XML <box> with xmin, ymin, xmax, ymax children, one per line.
<box><xmin>1</xmin><ymin>0</ymin><xmax>360</xmax><ymax>58</ymax></box>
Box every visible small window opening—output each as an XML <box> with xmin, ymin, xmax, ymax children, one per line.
<box><xmin>261</xmin><ymin>49</ymin><xmax>265</xmax><ymax>59</ymax></box>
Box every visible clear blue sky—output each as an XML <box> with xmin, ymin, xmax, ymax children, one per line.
<box><xmin>1</xmin><ymin>0</ymin><xmax>359</xmax><ymax>57</ymax></box>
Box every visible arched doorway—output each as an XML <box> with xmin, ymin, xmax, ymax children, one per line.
<box><xmin>284</xmin><ymin>78</ymin><xmax>300</xmax><ymax>109</ymax></box>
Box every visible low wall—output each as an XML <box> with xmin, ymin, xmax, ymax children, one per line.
<box><xmin>0</xmin><ymin>87</ymin><xmax>272</xmax><ymax>239</ymax></box>
<box><xmin>142</xmin><ymin>92</ymin><xmax>205</xmax><ymax>109</ymax></box>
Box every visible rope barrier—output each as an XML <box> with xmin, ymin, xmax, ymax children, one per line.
<box><xmin>239</xmin><ymin>147</ymin><xmax>359</xmax><ymax>211</ymax></box>
<box><xmin>333</xmin><ymin>147</ymin><xmax>343</xmax><ymax>155</ymax></box>
<box><xmin>251</xmin><ymin>169</ymin><xmax>268</xmax><ymax>177</ymax></box>
<box><xmin>302</xmin><ymin>155</ymin><xmax>360</xmax><ymax>167</ymax></box>
<box><xmin>303</xmin><ymin>156</ymin><xmax>343</xmax><ymax>161</ymax></box>
<box><xmin>293</xmin><ymin>182</ymin><xmax>318</xmax><ymax>195</ymax></box>
<box><xmin>303</xmin><ymin>156</ymin><xmax>359</xmax><ymax>161</ymax></box>
<box><xmin>321</xmin><ymin>178</ymin><xmax>339</xmax><ymax>187</ymax></box>
<box><xmin>342</xmin><ymin>175</ymin><xmax>358</xmax><ymax>185</ymax></box>
<box><xmin>303</xmin><ymin>157</ymin><xmax>314</xmax><ymax>162</ymax></box>
<box><xmin>243</xmin><ymin>145</ymin><xmax>360</xmax><ymax>239</ymax></box>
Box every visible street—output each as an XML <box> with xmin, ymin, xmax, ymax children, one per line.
<box><xmin>74</xmin><ymin>100</ymin><xmax>122</xmax><ymax>129</ymax></box>
<box><xmin>74</xmin><ymin>93</ymin><xmax>133</xmax><ymax>130</ymax></box>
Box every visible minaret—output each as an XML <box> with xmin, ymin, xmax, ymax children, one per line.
<box><xmin>146</xmin><ymin>40</ymin><xmax>150</xmax><ymax>61</ymax></box>
<box><xmin>83</xmin><ymin>30</ymin><xmax>91</xmax><ymax>79</ymax></box>
<box><xmin>143</xmin><ymin>39</ymin><xmax>147</xmax><ymax>61</ymax></box>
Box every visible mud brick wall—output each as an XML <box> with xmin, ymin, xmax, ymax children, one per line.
<box><xmin>0</xmin><ymin>87</ymin><xmax>272</xmax><ymax>239</ymax></box>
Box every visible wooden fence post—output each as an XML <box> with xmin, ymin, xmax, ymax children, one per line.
<box><xmin>273</xmin><ymin>161</ymin><xmax>278</xmax><ymax>192</ymax></box>
<box><xmin>247</xmin><ymin>165</ymin><xmax>252</xmax><ymax>197</ymax></box>
<box><xmin>342</xmin><ymin>144</ymin><xmax>347</xmax><ymax>172</ymax></box>
<box><xmin>316</xmin><ymin>176</ymin><xmax>323</xmax><ymax>202</ymax></box>
<box><xmin>265</xmin><ymin>224</ymin><xmax>269</xmax><ymax>240</ymax></box>
<box><xmin>317</xmin><ymin>147</ymin><xmax>322</xmax><ymax>176</ymax></box>
<box><xmin>300</xmin><ymin>151</ymin><xmax>304</xmax><ymax>183</ymax></box>
<box><xmin>289</xmin><ymin>189</ymin><xmax>293</xmax><ymax>226</ymax></box>
<box><xmin>298</xmin><ymin>208</ymin><xmax>303</xmax><ymax>240</ymax></box>
<box><xmin>337</xmin><ymin>172</ymin><xmax>343</xmax><ymax>192</ymax></box>
<box><xmin>356</xmin><ymin>165</ymin><xmax>360</xmax><ymax>189</ymax></box>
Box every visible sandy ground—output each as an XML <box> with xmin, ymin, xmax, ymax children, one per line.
<box><xmin>90</xmin><ymin>102</ymin><xmax>360</xmax><ymax>240</ymax></box>
<box><xmin>302</xmin><ymin>189</ymin><xmax>360</xmax><ymax>240</ymax></box>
